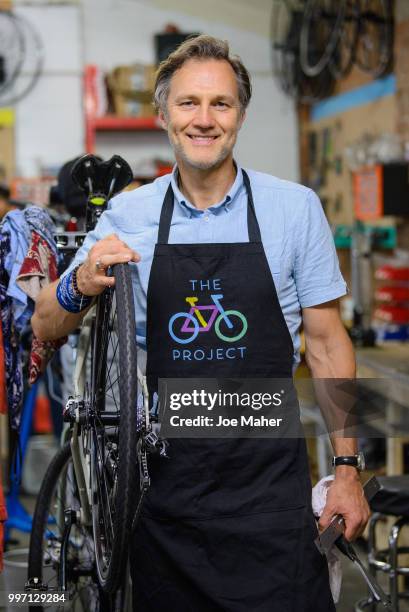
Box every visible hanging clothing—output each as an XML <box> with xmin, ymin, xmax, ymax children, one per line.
<box><xmin>16</xmin><ymin>230</ymin><xmax>66</xmax><ymax>385</ymax></box>
<box><xmin>1</xmin><ymin>207</ymin><xmax>57</xmax><ymax>333</ymax></box>
<box><xmin>0</xmin><ymin>469</ymin><xmax>6</xmax><ymax>574</ymax></box>
<box><xmin>0</xmin><ymin>206</ymin><xmax>60</xmax><ymax>430</ymax></box>
<box><xmin>130</xmin><ymin>171</ymin><xmax>335</xmax><ymax>611</ymax></box>
<box><xmin>0</xmin><ymin>319</ymin><xmax>7</xmax><ymax>414</ymax></box>
<box><xmin>0</xmin><ymin>231</ymin><xmax>23</xmax><ymax>430</ymax></box>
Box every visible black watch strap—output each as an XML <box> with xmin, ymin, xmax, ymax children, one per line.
<box><xmin>333</xmin><ymin>456</ymin><xmax>359</xmax><ymax>468</ymax></box>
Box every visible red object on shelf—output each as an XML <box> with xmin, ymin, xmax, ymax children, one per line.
<box><xmin>374</xmin><ymin>305</ymin><xmax>409</xmax><ymax>324</ymax></box>
<box><xmin>375</xmin><ymin>286</ymin><xmax>409</xmax><ymax>302</ymax></box>
<box><xmin>92</xmin><ymin>116</ymin><xmax>160</xmax><ymax>131</ymax></box>
<box><xmin>375</xmin><ymin>265</ymin><xmax>409</xmax><ymax>281</ymax></box>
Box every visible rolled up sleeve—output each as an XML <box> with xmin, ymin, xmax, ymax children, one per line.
<box><xmin>294</xmin><ymin>190</ymin><xmax>347</xmax><ymax>308</ymax></box>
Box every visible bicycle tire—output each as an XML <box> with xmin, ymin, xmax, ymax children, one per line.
<box><xmin>354</xmin><ymin>0</ymin><xmax>393</xmax><ymax>77</ymax></box>
<box><xmin>300</xmin><ymin>0</ymin><xmax>346</xmax><ymax>77</ymax></box>
<box><xmin>328</xmin><ymin>0</ymin><xmax>360</xmax><ymax>79</ymax></box>
<box><xmin>89</xmin><ymin>262</ymin><xmax>138</xmax><ymax>594</ymax></box>
<box><xmin>28</xmin><ymin>442</ymin><xmax>127</xmax><ymax>610</ymax></box>
<box><xmin>0</xmin><ymin>11</ymin><xmax>25</xmax><ymax>95</ymax></box>
<box><xmin>0</xmin><ymin>12</ymin><xmax>44</xmax><ymax>105</ymax></box>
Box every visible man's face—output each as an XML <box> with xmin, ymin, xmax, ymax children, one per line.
<box><xmin>160</xmin><ymin>59</ymin><xmax>245</xmax><ymax>171</ymax></box>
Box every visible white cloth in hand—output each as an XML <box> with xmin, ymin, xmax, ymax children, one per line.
<box><xmin>312</xmin><ymin>475</ymin><xmax>343</xmax><ymax>604</ymax></box>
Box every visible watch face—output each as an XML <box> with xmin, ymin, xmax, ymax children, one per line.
<box><xmin>357</xmin><ymin>452</ymin><xmax>365</xmax><ymax>472</ymax></box>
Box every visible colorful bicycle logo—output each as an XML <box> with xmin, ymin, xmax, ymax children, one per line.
<box><xmin>169</xmin><ymin>294</ymin><xmax>248</xmax><ymax>345</ymax></box>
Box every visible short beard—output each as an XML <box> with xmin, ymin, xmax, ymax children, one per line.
<box><xmin>167</xmin><ymin>119</ymin><xmax>238</xmax><ymax>171</ymax></box>
<box><xmin>172</xmin><ymin>141</ymin><xmax>233</xmax><ymax>170</ymax></box>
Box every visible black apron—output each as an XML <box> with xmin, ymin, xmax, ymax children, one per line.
<box><xmin>130</xmin><ymin>171</ymin><xmax>335</xmax><ymax>612</ymax></box>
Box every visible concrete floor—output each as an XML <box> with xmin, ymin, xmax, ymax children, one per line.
<box><xmin>1</xmin><ymin>496</ymin><xmax>408</xmax><ymax>612</ymax></box>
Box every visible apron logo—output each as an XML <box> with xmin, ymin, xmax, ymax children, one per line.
<box><xmin>169</xmin><ymin>293</ymin><xmax>248</xmax><ymax>344</ymax></box>
<box><xmin>168</xmin><ymin>279</ymin><xmax>248</xmax><ymax>362</ymax></box>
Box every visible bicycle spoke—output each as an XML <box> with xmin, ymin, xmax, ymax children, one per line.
<box><xmin>92</xmin><ymin>425</ymin><xmax>116</xmax><ymax>549</ymax></box>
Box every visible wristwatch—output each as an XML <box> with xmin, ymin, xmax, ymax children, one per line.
<box><xmin>332</xmin><ymin>452</ymin><xmax>365</xmax><ymax>472</ymax></box>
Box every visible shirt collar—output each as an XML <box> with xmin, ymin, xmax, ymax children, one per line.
<box><xmin>170</xmin><ymin>162</ymin><xmax>244</xmax><ymax>218</ymax></box>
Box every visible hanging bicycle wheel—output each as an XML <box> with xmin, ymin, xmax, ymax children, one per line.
<box><xmin>28</xmin><ymin>442</ymin><xmax>125</xmax><ymax>611</ymax></box>
<box><xmin>0</xmin><ymin>10</ymin><xmax>25</xmax><ymax>95</ymax></box>
<box><xmin>88</xmin><ymin>262</ymin><xmax>139</xmax><ymax>594</ymax></box>
<box><xmin>0</xmin><ymin>12</ymin><xmax>44</xmax><ymax>106</ymax></box>
<box><xmin>271</xmin><ymin>0</ymin><xmax>334</xmax><ymax>103</ymax></box>
<box><xmin>328</xmin><ymin>0</ymin><xmax>360</xmax><ymax>78</ymax></box>
<box><xmin>300</xmin><ymin>0</ymin><xmax>346</xmax><ymax>77</ymax></box>
<box><xmin>355</xmin><ymin>0</ymin><xmax>393</xmax><ymax>77</ymax></box>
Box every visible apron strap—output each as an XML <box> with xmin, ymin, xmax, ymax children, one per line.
<box><xmin>242</xmin><ymin>169</ymin><xmax>262</xmax><ymax>243</ymax></box>
<box><xmin>157</xmin><ymin>169</ymin><xmax>262</xmax><ymax>244</ymax></box>
<box><xmin>157</xmin><ymin>182</ymin><xmax>174</xmax><ymax>244</ymax></box>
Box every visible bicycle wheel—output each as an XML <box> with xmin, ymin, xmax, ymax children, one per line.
<box><xmin>355</xmin><ymin>0</ymin><xmax>393</xmax><ymax>77</ymax></box>
<box><xmin>271</xmin><ymin>0</ymin><xmax>304</xmax><ymax>97</ymax></box>
<box><xmin>328</xmin><ymin>0</ymin><xmax>360</xmax><ymax>78</ymax></box>
<box><xmin>28</xmin><ymin>442</ymin><xmax>125</xmax><ymax>611</ymax></box>
<box><xmin>168</xmin><ymin>311</ymin><xmax>200</xmax><ymax>344</ymax></box>
<box><xmin>270</xmin><ymin>0</ymin><xmax>335</xmax><ymax>103</ymax></box>
<box><xmin>300</xmin><ymin>0</ymin><xmax>346</xmax><ymax>77</ymax></box>
<box><xmin>88</xmin><ymin>262</ymin><xmax>138</xmax><ymax>594</ymax></box>
<box><xmin>0</xmin><ymin>11</ymin><xmax>25</xmax><ymax>95</ymax></box>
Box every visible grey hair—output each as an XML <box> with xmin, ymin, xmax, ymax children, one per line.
<box><xmin>153</xmin><ymin>34</ymin><xmax>252</xmax><ymax>117</ymax></box>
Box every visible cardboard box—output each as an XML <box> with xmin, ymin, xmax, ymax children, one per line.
<box><xmin>0</xmin><ymin>109</ymin><xmax>15</xmax><ymax>183</ymax></box>
<box><xmin>108</xmin><ymin>64</ymin><xmax>156</xmax><ymax>117</ymax></box>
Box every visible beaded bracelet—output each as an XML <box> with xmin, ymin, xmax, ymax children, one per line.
<box><xmin>56</xmin><ymin>267</ymin><xmax>93</xmax><ymax>313</ymax></box>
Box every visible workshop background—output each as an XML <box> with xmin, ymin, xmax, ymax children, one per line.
<box><xmin>1</xmin><ymin>0</ymin><xmax>409</xmax><ymax>610</ymax></box>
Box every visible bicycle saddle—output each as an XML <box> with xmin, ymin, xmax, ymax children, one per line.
<box><xmin>71</xmin><ymin>154</ymin><xmax>133</xmax><ymax>200</ymax></box>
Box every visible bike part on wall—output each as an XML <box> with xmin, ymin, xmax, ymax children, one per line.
<box><xmin>271</xmin><ymin>0</ymin><xmax>335</xmax><ymax>102</ymax></box>
<box><xmin>354</xmin><ymin>0</ymin><xmax>393</xmax><ymax>77</ymax></box>
<box><xmin>272</xmin><ymin>0</ymin><xmax>394</xmax><ymax>95</ymax></box>
<box><xmin>328</xmin><ymin>0</ymin><xmax>360</xmax><ymax>79</ymax></box>
<box><xmin>300</xmin><ymin>0</ymin><xmax>347</xmax><ymax>77</ymax></box>
<box><xmin>0</xmin><ymin>10</ymin><xmax>25</xmax><ymax>95</ymax></box>
<box><xmin>0</xmin><ymin>10</ymin><xmax>44</xmax><ymax>106</ymax></box>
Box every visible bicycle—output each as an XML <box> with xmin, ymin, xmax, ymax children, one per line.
<box><xmin>169</xmin><ymin>294</ymin><xmax>248</xmax><ymax>344</ymax></box>
<box><xmin>27</xmin><ymin>155</ymin><xmax>165</xmax><ymax>610</ymax></box>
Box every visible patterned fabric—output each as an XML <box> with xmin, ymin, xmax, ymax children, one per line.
<box><xmin>0</xmin><ymin>232</ymin><xmax>23</xmax><ymax>430</ymax></box>
<box><xmin>1</xmin><ymin>206</ymin><xmax>58</xmax><ymax>332</ymax></box>
<box><xmin>56</xmin><ymin>268</ymin><xmax>92</xmax><ymax>313</ymax></box>
<box><xmin>16</xmin><ymin>231</ymin><xmax>58</xmax><ymax>299</ymax></box>
<box><xmin>0</xmin><ymin>321</ymin><xmax>7</xmax><ymax>414</ymax></box>
<box><xmin>0</xmin><ymin>208</ymin><xmax>63</xmax><ymax>430</ymax></box>
<box><xmin>16</xmin><ymin>231</ymin><xmax>66</xmax><ymax>385</ymax></box>
<box><xmin>0</xmin><ymin>470</ymin><xmax>6</xmax><ymax>573</ymax></box>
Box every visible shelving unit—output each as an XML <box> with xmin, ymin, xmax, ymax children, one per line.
<box><xmin>84</xmin><ymin>65</ymin><xmax>163</xmax><ymax>154</ymax></box>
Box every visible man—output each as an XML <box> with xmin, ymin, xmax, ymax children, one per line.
<box><xmin>32</xmin><ymin>35</ymin><xmax>369</xmax><ymax>611</ymax></box>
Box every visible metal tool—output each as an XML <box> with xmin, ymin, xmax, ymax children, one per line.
<box><xmin>315</xmin><ymin>476</ymin><xmax>380</xmax><ymax>555</ymax></box>
<box><xmin>315</xmin><ymin>476</ymin><xmax>392</xmax><ymax>610</ymax></box>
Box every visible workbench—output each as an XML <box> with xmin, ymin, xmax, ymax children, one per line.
<box><xmin>356</xmin><ymin>343</ymin><xmax>409</xmax><ymax>475</ymax></box>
